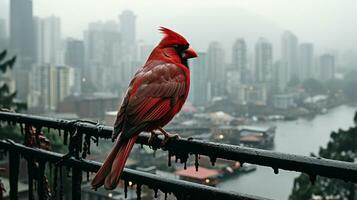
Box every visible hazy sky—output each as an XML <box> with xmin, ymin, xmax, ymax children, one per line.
<box><xmin>1</xmin><ymin>0</ymin><xmax>356</xmax><ymax>56</ymax></box>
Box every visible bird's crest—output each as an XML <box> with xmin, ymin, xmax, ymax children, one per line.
<box><xmin>158</xmin><ymin>27</ymin><xmax>188</xmax><ymax>47</ymax></box>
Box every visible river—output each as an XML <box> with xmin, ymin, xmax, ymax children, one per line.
<box><xmin>218</xmin><ymin>105</ymin><xmax>357</xmax><ymax>200</ymax></box>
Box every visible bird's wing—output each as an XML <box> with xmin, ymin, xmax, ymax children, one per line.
<box><xmin>112</xmin><ymin>62</ymin><xmax>188</xmax><ymax>140</ymax></box>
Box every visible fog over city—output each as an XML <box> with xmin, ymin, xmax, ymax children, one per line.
<box><xmin>1</xmin><ymin>0</ymin><xmax>357</xmax><ymax>55</ymax></box>
<box><xmin>0</xmin><ymin>0</ymin><xmax>357</xmax><ymax>200</ymax></box>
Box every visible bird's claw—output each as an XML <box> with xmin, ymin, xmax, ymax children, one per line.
<box><xmin>148</xmin><ymin>133</ymin><xmax>159</xmax><ymax>147</ymax></box>
<box><xmin>160</xmin><ymin>133</ymin><xmax>180</xmax><ymax>146</ymax></box>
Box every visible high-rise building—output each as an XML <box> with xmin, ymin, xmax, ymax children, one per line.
<box><xmin>281</xmin><ymin>31</ymin><xmax>298</xmax><ymax>84</ymax></box>
<box><xmin>10</xmin><ymin>0</ymin><xmax>35</xmax><ymax>66</ymax></box>
<box><xmin>298</xmin><ymin>43</ymin><xmax>314</xmax><ymax>81</ymax></box>
<box><xmin>65</xmin><ymin>38</ymin><xmax>84</xmax><ymax>69</ymax></box>
<box><xmin>119</xmin><ymin>10</ymin><xmax>136</xmax><ymax>45</ymax></box>
<box><xmin>207</xmin><ymin>41</ymin><xmax>225</xmax><ymax>98</ymax></box>
<box><xmin>254</xmin><ymin>38</ymin><xmax>273</xmax><ymax>83</ymax></box>
<box><xmin>319</xmin><ymin>54</ymin><xmax>335</xmax><ymax>81</ymax></box>
<box><xmin>31</xmin><ymin>64</ymin><xmax>74</xmax><ymax>110</ymax></box>
<box><xmin>0</xmin><ymin>18</ymin><xmax>6</xmax><ymax>40</ymax></box>
<box><xmin>84</xmin><ymin>21</ymin><xmax>121</xmax><ymax>92</ymax></box>
<box><xmin>34</xmin><ymin>15</ymin><xmax>62</xmax><ymax>65</ymax></box>
<box><xmin>190</xmin><ymin>52</ymin><xmax>209</xmax><ymax>106</ymax></box>
<box><xmin>232</xmin><ymin>39</ymin><xmax>248</xmax><ymax>83</ymax></box>
<box><xmin>0</xmin><ymin>18</ymin><xmax>7</xmax><ymax>47</ymax></box>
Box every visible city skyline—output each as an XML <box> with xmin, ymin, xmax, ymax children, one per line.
<box><xmin>1</xmin><ymin>0</ymin><xmax>357</xmax><ymax>57</ymax></box>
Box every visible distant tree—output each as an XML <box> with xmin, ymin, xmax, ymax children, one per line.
<box><xmin>289</xmin><ymin>125</ymin><xmax>357</xmax><ymax>200</ymax></box>
<box><xmin>302</xmin><ymin>78</ymin><xmax>326</xmax><ymax>96</ymax></box>
<box><xmin>343</xmin><ymin>70</ymin><xmax>357</xmax><ymax>102</ymax></box>
<box><xmin>0</xmin><ymin>50</ymin><xmax>27</xmax><ymax>142</ymax></box>
<box><xmin>0</xmin><ymin>50</ymin><xmax>26</xmax><ymax>111</ymax></box>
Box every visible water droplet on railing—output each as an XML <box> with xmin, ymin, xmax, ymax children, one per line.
<box><xmin>124</xmin><ymin>180</ymin><xmax>128</xmax><ymax>198</ymax></box>
<box><xmin>273</xmin><ymin>167</ymin><xmax>279</xmax><ymax>174</ymax></box>
<box><xmin>164</xmin><ymin>192</ymin><xmax>168</xmax><ymax>200</ymax></box>
<box><xmin>20</xmin><ymin>123</ymin><xmax>24</xmax><ymax>135</ymax></box>
<box><xmin>195</xmin><ymin>154</ymin><xmax>199</xmax><ymax>171</ymax></box>
<box><xmin>210</xmin><ymin>156</ymin><xmax>216</xmax><ymax>166</ymax></box>
<box><xmin>168</xmin><ymin>151</ymin><xmax>172</xmax><ymax>167</ymax></box>
<box><xmin>136</xmin><ymin>184</ymin><xmax>142</xmax><ymax>200</ymax></box>
<box><xmin>154</xmin><ymin>188</ymin><xmax>158</xmax><ymax>198</ymax></box>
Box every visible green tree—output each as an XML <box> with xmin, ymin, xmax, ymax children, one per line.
<box><xmin>0</xmin><ymin>50</ymin><xmax>27</xmax><ymax>142</ymax></box>
<box><xmin>289</xmin><ymin>126</ymin><xmax>357</xmax><ymax>200</ymax></box>
<box><xmin>0</xmin><ymin>50</ymin><xmax>26</xmax><ymax>111</ymax></box>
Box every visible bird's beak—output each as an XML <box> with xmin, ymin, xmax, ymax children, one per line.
<box><xmin>182</xmin><ymin>46</ymin><xmax>198</xmax><ymax>59</ymax></box>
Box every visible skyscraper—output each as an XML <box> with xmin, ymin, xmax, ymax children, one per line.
<box><xmin>207</xmin><ymin>41</ymin><xmax>225</xmax><ymax>98</ymax></box>
<box><xmin>255</xmin><ymin>38</ymin><xmax>273</xmax><ymax>83</ymax></box>
<box><xmin>119</xmin><ymin>10</ymin><xmax>136</xmax><ymax>45</ymax></box>
<box><xmin>65</xmin><ymin>38</ymin><xmax>84</xmax><ymax>69</ymax></box>
<box><xmin>34</xmin><ymin>15</ymin><xmax>62</xmax><ymax>65</ymax></box>
<box><xmin>298</xmin><ymin>43</ymin><xmax>314</xmax><ymax>81</ymax></box>
<box><xmin>0</xmin><ymin>18</ymin><xmax>6</xmax><ymax>47</ymax></box>
<box><xmin>319</xmin><ymin>54</ymin><xmax>335</xmax><ymax>81</ymax></box>
<box><xmin>232</xmin><ymin>39</ymin><xmax>248</xmax><ymax>83</ymax></box>
<box><xmin>281</xmin><ymin>31</ymin><xmax>298</xmax><ymax>84</ymax></box>
<box><xmin>190</xmin><ymin>52</ymin><xmax>209</xmax><ymax>106</ymax></box>
<box><xmin>10</xmin><ymin>0</ymin><xmax>35</xmax><ymax>66</ymax></box>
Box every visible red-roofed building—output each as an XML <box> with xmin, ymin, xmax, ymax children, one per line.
<box><xmin>175</xmin><ymin>166</ymin><xmax>221</xmax><ymax>186</ymax></box>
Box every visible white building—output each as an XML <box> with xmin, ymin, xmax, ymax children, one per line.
<box><xmin>207</xmin><ymin>41</ymin><xmax>225</xmax><ymax>98</ymax></box>
<box><xmin>319</xmin><ymin>54</ymin><xmax>335</xmax><ymax>81</ymax></box>
<box><xmin>232</xmin><ymin>39</ymin><xmax>248</xmax><ymax>83</ymax></box>
<box><xmin>30</xmin><ymin>65</ymin><xmax>74</xmax><ymax>111</ymax></box>
<box><xmin>255</xmin><ymin>38</ymin><xmax>273</xmax><ymax>83</ymax></box>
<box><xmin>298</xmin><ymin>43</ymin><xmax>314</xmax><ymax>81</ymax></box>
<box><xmin>281</xmin><ymin>31</ymin><xmax>298</xmax><ymax>85</ymax></box>
<box><xmin>119</xmin><ymin>10</ymin><xmax>136</xmax><ymax>45</ymax></box>
<box><xmin>34</xmin><ymin>15</ymin><xmax>62</xmax><ymax>65</ymax></box>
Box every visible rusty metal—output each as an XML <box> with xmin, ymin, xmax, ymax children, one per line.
<box><xmin>0</xmin><ymin>140</ymin><xmax>267</xmax><ymax>200</ymax></box>
<box><xmin>1</xmin><ymin>111</ymin><xmax>357</xmax><ymax>183</ymax></box>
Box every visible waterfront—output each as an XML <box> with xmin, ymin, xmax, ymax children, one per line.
<box><xmin>218</xmin><ymin>105</ymin><xmax>357</xmax><ymax>200</ymax></box>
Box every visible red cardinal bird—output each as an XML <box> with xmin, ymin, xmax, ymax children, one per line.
<box><xmin>91</xmin><ymin>27</ymin><xmax>197</xmax><ymax>190</ymax></box>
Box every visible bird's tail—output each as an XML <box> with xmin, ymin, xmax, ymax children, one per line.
<box><xmin>91</xmin><ymin>134</ymin><xmax>139</xmax><ymax>190</ymax></box>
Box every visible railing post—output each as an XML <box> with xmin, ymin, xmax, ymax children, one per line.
<box><xmin>72</xmin><ymin>167</ymin><xmax>82</xmax><ymax>199</ymax></box>
<box><xmin>27</xmin><ymin>158</ymin><xmax>34</xmax><ymax>200</ymax></box>
<box><xmin>9</xmin><ymin>151</ymin><xmax>19</xmax><ymax>200</ymax></box>
<box><xmin>37</xmin><ymin>161</ymin><xmax>45</xmax><ymax>200</ymax></box>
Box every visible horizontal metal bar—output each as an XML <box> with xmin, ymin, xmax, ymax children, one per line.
<box><xmin>0</xmin><ymin>111</ymin><xmax>357</xmax><ymax>183</ymax></box>
<box><xmin>0</xmin><ymin>140</ymin><xmax>266</xmax><ymax>200</ymax></box>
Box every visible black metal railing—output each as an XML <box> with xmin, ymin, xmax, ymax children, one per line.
<box><xmin>0</xmin><ymin>111</ymin><xmax>357</xmax><ymax>199</ymax></box>
<box><xmin>0</xmin><ymin>139</ymin><xmax>265</xmax><ymax>200</ymax></box>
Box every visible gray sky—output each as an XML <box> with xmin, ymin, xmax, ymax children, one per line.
<box><xmin>1</xmin><ymin>0</ymin><xmax>356</xmax><ymax>56</ymax></box>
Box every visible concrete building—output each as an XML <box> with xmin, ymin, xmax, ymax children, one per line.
<box><xmin>84</xmin><ymin>21</ymin><xmax>122</xmax><ymax>92</ymax></box>
<box><xmin>0</xmin><ymin>18</ymin><xmax>6</xmax><ymax>46</ymax></box>
<box><xmin>232</xmin><ymin>39</ymin><xmax>248</xmax><ymax>83</ymax></box>
<box><xmin>207</xmin><ymin>41</ymin><xmax>225</xmax><ymax>98</ymax></box>
<box><xmin>255</xmin><ymin>38</ymin><xmax>273</xmax><ymax>83</ymax></box>
<box><xmin>10</xmin><ymin>0</ymin><xmax>35</xmax><ymax>66</ymax></box>
<box><xmin>30</xmin><ymin>65</ymin><xmax>74</xmax><ymax>111</ymax></box>
<box><xmin>34</xmin><ymin>15</ymin><xmax>62</xmax><ymax>65</ymax></box>
<box><xmin>319</xmin><ymin>54</ymin><xmax>335</xmax><ymax>81</ymax></box>
<box><xmin>281</xmin><ymin>31</ymin><xmax>298</xmax><ymax>86</ymax></box>
<box><xmin>190</xmin><ymin>52</ymin><xmax>210</xmax><ymax>106</ymax></box>
<box><xmin>298</xmin><ymin>43</ymin><xmax>314</xmax><ymax>81</ymax></box>
<box><xmin>65</xmin><ymin>38</ymin><xmax>84</xmax><ymax>69</ymax></box>
<box><xmin>119</xmin><ymin>10</ymin><xmax>136</xmax><ymax>45</ymax></box>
